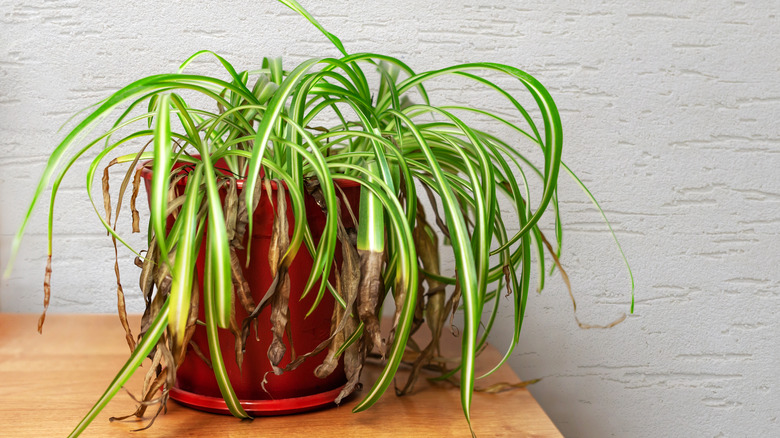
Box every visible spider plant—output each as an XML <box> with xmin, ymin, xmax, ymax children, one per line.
<box><xmin>5</xmin><ymin>0</ymin><xmax>632</xmax><ymax>436</ymax></box>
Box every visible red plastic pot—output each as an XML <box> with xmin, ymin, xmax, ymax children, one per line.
<box><xmin>141</xmin><ymin>160</ymin><xmax>359</xmax><ymax>415</ymax></box>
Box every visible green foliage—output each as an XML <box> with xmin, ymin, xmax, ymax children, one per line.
<box><xmin>7</xmin><ymin>1</ymin><xmax>633</xmax><ymax>436</ymax></box>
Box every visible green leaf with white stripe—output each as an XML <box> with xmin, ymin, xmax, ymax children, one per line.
<box><xmin>168</xmin><ymin>165</ymin><xmax>204</xmax><ymax>350</ymax></box>
<box><xmin>204</xmin><ymin>234</ymin><xmax>250</xmax><ymax>419</ymax></box>
<box><xmin>150</xmin><ymin>94</ymin><xmax>173</xmax><ymax>261</ymax></box>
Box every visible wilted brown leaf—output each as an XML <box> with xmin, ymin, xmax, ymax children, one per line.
<box><xmin>99</xmin><ymin>160</ymin><xmax>139</xmax><ymax>351</ymax></box>
<box><xmin>539</xmin><ymin>231</ymin><xmax>627</xmax><ymax>329</ymax></box>
<box><xmin>229</xmin><ymin>299</ymin><xmax>246</xmax><ymax>371</ymax></box>
<box><xmin>141</xmin><ymin>349</ymin><xmax>163</xmax><ymax>405</ymax></box>
<box><xmin>139</xmin><ymin>240</ymin><xmax>158</xmax><ymax>307</ymax></box>
<box><xmin>188</xmin><ymin>339</ymin><xmax>212</xmax><ymax>369</ymax></box>
<box><xmin>479</xmin><ymin>379</ymin><xmax>541</xmax><ymax>393</ymax></box>
<box><xmin>335</xmin><ymin>314</ymin><xmax>364</xmax><ymax>405</ymax></box>
<box><xmin>113</xmin><ymin>157</ymin><xmax>140</xmax><ymax>231</ymax></box>
<box><xmin>267</xmin><ymin>182</ymin><xmax>291</xmax><ymax>373</ymax></box>
<box><xmin>386</xmin><ymin>275</ymin><xmax>407</xmax><ymax>353</ymax></box>
<box><xmin>111</xmin><ymin>338</ymin><xmax>173</xmax><ymax>426</ymax></box>
<box><xmin>131</xmin><ymin>168</ymin><xmax>142</xmax><ymax>233</ymax></box>
<box><xmin>140</xmin><ymin>258</ymin><xmax>171</xmax><ymax>338</ymax></box>
<box><xmin>268</xmin><ymin>273</ymin><xmax>290</xmax><ymax>373</ymax></box>
<box><xmin>102</xmin><ymin>160</ymin><xmax>115</xmax><ymax>229</ymax></box>
<box><xmin>357</xmin><ymin>249</ymin><xmax>385</xmax><ymax>357</ymax></box>
<box><xmin>422</xmin><ymin>183</ymin><xmax>450</xmax><ymax>240</ymax></box>
<box><xmin>231</xmin><ymin>249</ymin><xmax>255</xmax><ymax>314</ymax></box>
<box><xmin>113</xmin><ymin>245</ymin><xmax>135</xmax><ymax>352</ymax></box>
<box><xmin>304</xmin><ymin>178</ymin><xmax>327</xmax><ymax>211</ymax></box>
<box><xmin>37</xmin><ymin>255</ymin><xmax>52</xmax><ymax>334</ymax></box>
<box><xmin>314</xmin><ymin>299</ymin><xmax>345</xmax><ymax>379</ymax></box>
<box><xmin>443</xmin><ymin>377</ymin><xmax>542</xmax><ymax>393</ymax></box>
<box><xmin>267</xmin><ymin>180</ymin><xmax>286</xmax><ymax>277</ymax></box>
<box><xmin>173</xmin><ymin>278</ymin><xmax>200</xmax><ymax>366</ymax></box>
<box><xmin>231</xmin><ymin>177</ymin><xmax>261</xmax><ymax>249</ymax></box>
<box><xmin>224</xmin><ymin>178</ymin><xmax>238</xmax><ymax>242</ymax></box>
<box><xmin>315</xmin><ymin>209</ymin><xmax>362</xmax><ymax>378</ymax></box>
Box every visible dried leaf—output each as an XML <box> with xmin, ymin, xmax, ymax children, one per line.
<box><xmin>268</xmin><ymin>273</ymin><xmax>290</xmax><ymax>373</ymax></box>
<box><xmin>173</xmin><ymin>278</ymin><xmax>200</xmax><ymax>366</ymax></box>
<box><xmin>315</xmin><ymin>212</ymin><xmax>361</xmax><ymax>378</ymax></box>
<box><xmin>422</xmin><ymin>183</ymin><xmax>450</xmax><ymax>240</ymax></box>
<box><xmin>140</xmin><ymin>260</ymin><xmax>171</xmax><ymax>338</ymax></box>
<box><xmin>267</xmin><ymin>180</ymin><xmax>287</xmax><ymax>277</ymax></box>
<box><xmin>224</xmin><ymin>178</ymin><xmax>238</xmax><ymax>242</ymax></box>
<box><xmin>444</xmin><ymin>377</ymin><xmax>542</xmax><ymax>393</ymax></box>
<box><xmin>135</xmin><ymin>360</ymin><xmax>170</xmax><ymax>421</ymax></box>
<box><xmin>334</xmin><ymin>225</ymin><xmax>361</xmax><ymax>308</ymax></box>
<box><xmin>113</xmin><ymin>241</ymin><xmax>135</xmax><ymax>352</ymax></box>
<box><xmin>267</xmin><ymin>182</ymin><xmax>291</xmax><ymax>372</ymax></box>
<box><xmin>335</xmin><ymin>183</ymin><xmax>358</xmax><ymax>228</ymax></box>
<box><xmin>357</xmin><ymin>249</ymin><xmax>385</xmax><ymax>356</ymax></box>
<box><xmin>314</xmin><ymin>299</ymin><xmax>345</xmax><ymax>379</ymax></box>
<box><xmin>187</xmin><ymin>275</ymin><xmax>200</xmax><ymax>329</ymax></box>
<box><xmin>100</xmin><ymin>159</ymin><xmax>139</xmax><ymax>351</ymax></box>
<box><xmin>167</xmin><ymin>173</ymin><xmax>187</xmax><ymax>221</ymax></box>
<box><xmin>158</xmin><ymin>340</ymin><xmax>177</xmax><ymax>391</ymax></box>
<box><xmin>479</xmin><ymin>379</ymin><xmax>542</xmax><ymax>393</ymax></box>
<box><xmin>112</xmin><ymin>339</ymin><xmax>173</xmax><ymax>423</ymax></box>
<box><xmin>397</xmin><ymin>344</ymin><xmax>433</xmax><ymax>396</ymax></box>
<box><xmin>139</xmin><ymin>241</ymin><xmax>158</xmax><ymax>307</ymax></box>
<box><xmin>232</xmin><ymin>192</ymin><xmax>248</xmax><ymax>249</ymax></box>
<box><xmin>131</xmin><ymin>401</ymin><xmax>166</xmax><ymax>432</ymax></box>
<box><xmin>303</xmin><ymin>181</ymin><xmax>370</xmax><ymax>390</ymax></box>
<box><xmin>415</xmin><ymin>207</ymin><xmax>446</xmax><ymax>337</ymax></box>
<box><xmin>130</xmin><ymin>168</ymin><xmax>142</xmax><ymax>233</ymax></box>
<box><xmin>188</xmin><ymin>339</ymin><xmax>212</xmax><ymax>369</ymax></box>
<box><xmin>241</xmin><ymin>271</ymin><xmax>279</xmax><ymax>329</ymax></box>
<box><xmin>264</xmin><ymin>179</ymin><xmax>275</xmax><ymax>209</ymax></box>
<box><xmin>142</xmin><ymin>349</ymin><xmax>163</xmax><ymax>402</ymax></box>
<box><xmin>102</xmin><ymin>160</ymin><xmax>114</xmax><ymax>230</ymax></box>
<box><xmin>231</xmin><ymin>249</ymin><xmax>255</xmax><ymax>313</ymax></box>
<box><xmin>37</xmin><ymin>255</ymin><xmax>52</xmax><ymax>334</ymax></box>
<box><xmin>385</xmin><ymin>275</ymin><xmax>407</xmax><ymax>353</ymax></box>
<box><xmin>283</xmin><ymin>196</ymin><xmax>361</xmax><ymax>375</ymax></box>
<box><xmin>230</xmin><ymin>301</ymin><xmax>246</xmax><ymax>371</ymax></box>
<box><xmin>335</xmin><ymin>315</ymin><xmax>364</xmax><ymax>404</ymax></box>
<box><xmin>285</xmin><ymin>319</ymin><xmax>296</xmax><ymax>363</ymax></box>
<box><xmin>304</xmin><ymin>178</ymin><xmax>327</xmax><ymax>211</ymax></box>
<box><xmin>539</xmin><ymin>231</ymin><xmax>627</xmax><ymax>329</ymax></box>
<box><xmin>231</xmin><ymin>246</ymin><xmax>258</xmax><ymax>343</ymax></box>
<box><xmin>113</xmin><ymin>156</ymin><xmax>140</xmax><ymax>230</ymax></box>
<box><xmin>154</xmin><ymin>251</ymin><xmax>173</xmax><ymax>297</ymax></box>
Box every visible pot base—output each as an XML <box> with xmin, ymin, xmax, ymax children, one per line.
<box><xmin>169</xmin><ymin>385</ymin><xmax>345</xmax><ymax>416</ymax></box>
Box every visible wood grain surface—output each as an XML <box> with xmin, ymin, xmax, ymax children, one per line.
<box><xmin>0</xmin><ymin>314</ymin><xmax>561</xmax><ymax>437</ymax></box>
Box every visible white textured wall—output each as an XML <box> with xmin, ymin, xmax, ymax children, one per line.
<box><xmin>1</xmin><ymin>1</ymin><xmax>778</xmax><ymax>437</ymax></box>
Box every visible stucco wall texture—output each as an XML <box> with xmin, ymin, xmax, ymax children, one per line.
<box><xmin>1</xmin><ymin>1</ymin><xmax>777</xmax><ymax>437</ymax></box>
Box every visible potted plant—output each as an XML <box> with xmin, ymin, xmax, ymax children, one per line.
<box><xmin>5</xmin><ymin>0</ymin><xmax>632</xmax><ymax>436</ymax></box>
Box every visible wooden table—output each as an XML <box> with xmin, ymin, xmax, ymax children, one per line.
<box><xmin>0</xmin><ymin>314</ymin><xmax>560</xmax><ymax>437</ymax></box>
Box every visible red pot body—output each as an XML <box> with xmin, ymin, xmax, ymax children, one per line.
<box><xmin>141</xmin><ymin>161</ymin><xmax>358</xmax><ymax>415</ymax></box>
